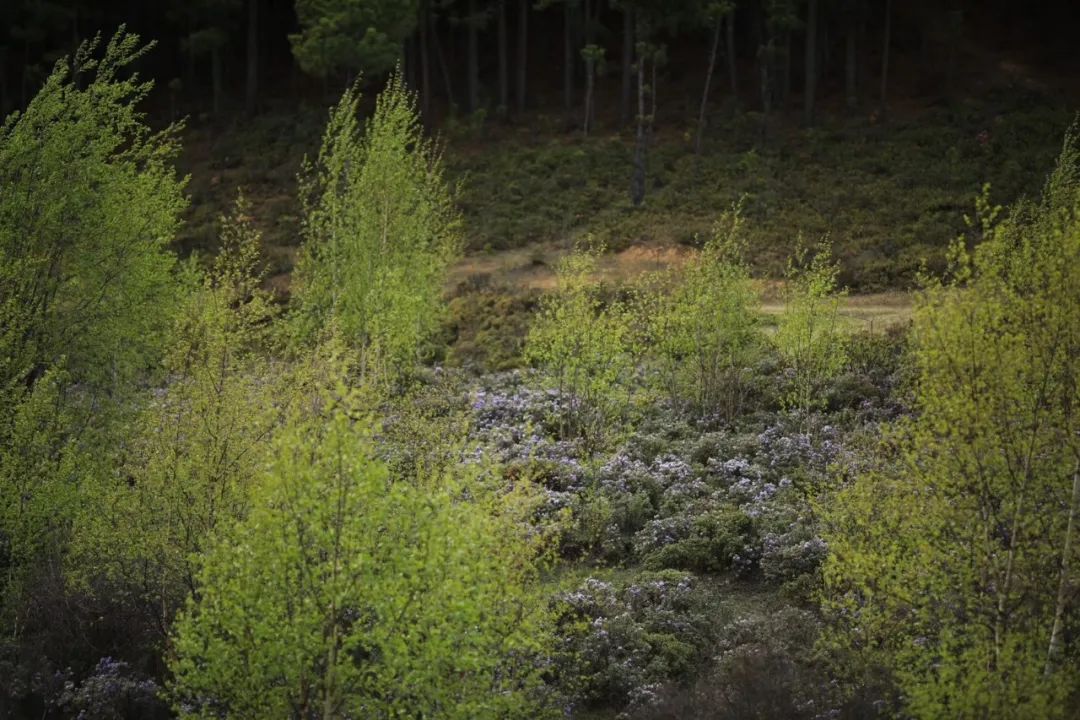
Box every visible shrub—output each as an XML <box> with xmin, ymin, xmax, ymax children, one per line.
<box><xmin>525</xmin><ymin>243</ymin><xmax>639</xmax><ymax>450</ymax></box>
<box><xmin>775</xmin><ymin>241</ymin><xmax>849</xmax><ymax>413</ymax></box>
<box><xmin>644</xmin><ymin>207</ymin><xmax>763</xmax><ymax>421</ymax></box>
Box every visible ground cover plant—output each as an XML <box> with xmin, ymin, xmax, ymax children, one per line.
<box><xmin>3</xmin><ymin>5</ymin><xmax>1080</xmax><ymax>719</ymax></box>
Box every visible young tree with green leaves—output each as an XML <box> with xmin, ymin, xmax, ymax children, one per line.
<box><xmin>775</xmin><ymin>240</ymin><xmax>847</xmax><ymax>413</ymax></box>
<box><xmin>525</xmin><ymin>243</ymin><xmax>638</xmax><ymax>450</ymax></box>
<box><xmin>645</xmin><ymin>207</ymin><xmax>762</xmax><ymax>420</ymax></box>
<box><xmin>292</xmin><ymin>73</ymin><xmax>460</xmax><ymax>380</ymax></box>
<box><xmin>68</xmin><ymin>198</ymin><xmax>293</xmax><ymax>634</ymax></box>
<box><xmin>820</xmin><ymin>133</ymin><xmax>1080</xmax><ymax>718</ymax></box>
<box><xmin>168</xmin><ymin>383</ymin><xmax>555</xmax><ymax>719</ymax></box>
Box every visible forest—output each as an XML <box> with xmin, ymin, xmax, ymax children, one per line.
<box><xmin>2</xmin><ymin>1</ymin><xmax>1080</xmax><ymax>718</ymax></box>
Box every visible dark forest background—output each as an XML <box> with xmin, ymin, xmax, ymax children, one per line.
<box><xmin>3</xmin><ymin>1</ymin><xmax>1080</xmax><ymax>125</ymax></box>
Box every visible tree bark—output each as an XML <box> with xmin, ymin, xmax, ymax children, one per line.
<box><xmin>245</xmin><ymin>0</ymin><xmax>258</xmax><ymax>115</ymax></box>
<box><xmin>583</xmin><ymin>56</ymin><xmax>595</xmax><ymax>135</ymax></box>
<box><xmin>1046</xmin><ymin>462</ymin><xmax>1080</xmax><ymax>674</ymax></box>
<box><xmin>695</xmin><ymin>16</ymin><xmax>722</xmax><ymax>156</ymax></box>
<box><xmin>725</xmin><ymin>11</ymin><xmax>738</xmax><ymax>101</ymax></box>
<box><xmin>431</xmin><ymin>12</ymin><xmax>456</xmax><ymax>109</ymax></box>
<box><xmin>631</xmin><ymin>44</ymin><xmax>647</xmax><ymax>206</ymax></box>
<box><xmin>804</xmin><ymin>0</ymin><xmax>818</xmax><ymax>125</ymax></box>
<box><xmin>211</xmin><ymin>44</ymin><xmax>223</xmax><ymax>115</ymax></box>
<box><xmin>583</xmin><ymin>0</ymin><xmax>596</xmax><ymax>131</ymax></box>
<box><xmin>0</xmin><ymin>48</ymin><xmax>9</xmax><ymax>119</ymax></box>
<box><xmin>498</xmin><ymin>0</ymin><xmax>509</xmax><ymax>115</ymax></box>
<box><xmin>845</xmin><ymin>0</ymin><xmax>858</xmax><ymax>109</ymax></box>
<box><xmin>620</xmin><ymin>6</ymin><xmax>634</xmax><ymax>126</ymax></box>
<box><xmin>420</xmin><ymin>2</ymin><xmax>432</xmax><ymax>124</ymax></box>
<box><xmin>880</xmin><ymin>0</ymin><xmax>892</xmax><ymax>114</ymax></box>
<box><xmin>563</xmin><ymin>2</ymin><xmax>575</xmax><ymax>113</ymax></box>
<box><xmin>468</xmin><ymin>0</ymin><xmax>480</xmax><ymax>113</ymax></box>
<box><xmin>517</xmin><ymin>0</ymin><xmax>528</xmax><ymax>113</ymax></box>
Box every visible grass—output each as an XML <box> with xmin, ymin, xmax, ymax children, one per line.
<box><xmin>447</xmin><ymin>88</ymin><xmax>1072</xmax><ymax>290</ymax></box>
<box><xmin>173</xmin><ymin>85</ymin><xmax>1072</xmax><ymax>297</ymax></box>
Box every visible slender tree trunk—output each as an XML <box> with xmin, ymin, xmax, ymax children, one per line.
<box><xmin>468</xmin><ymin>0</ymin><xmax>480</xmax><ymax>113</ymax></box>
<box><xmin>563</xmin><ymin>2</ymin><xmax>575</xmax><ymax>113</ymax></box>
<box><xmin>431</xmin><ymin>13</ymin><xmax>456</xmax><ymax>109</ymax></box>
<box><xmin>758</xmin><ymin>42</ymin><xmax>771</xmax><ymax>116</ymax></box>
<box><xmin>516</xmin><ymin>0</ymin><xmax>528</xmax><ymax>113</ymax></box>
<box><xmin>631</xmin><ymin>45</ymin><xmax>647</xmax><ymax>206</ymax></box>
<box><xmin>583</xmin><ymin>57</ymin><xmax>595</xmax><ymax>135</ymax></box>
<box><xmin>582</xmin><ymin>0</ymin><xmax>595</xmax><ymax>131</ymax></box>
<box><xmin>696</xmin><ymin>16</ymin><xmax>722</xmax><ymax>156</ymax></box>
<box><xmin>1047</xmin><ymin>462</ymin><xmax>1080</xmax><ymax>674</ymax></box>
<box><xmin>725</xmin><ymin>11</ymin><xmax>738</xmax><ymax>100</ymax></box>
<box><xmin>620</xmin><ymin>6</ymin><xmax>634</xmax><ymax>126</ymax></box>
<box><xmin>804</xmin><ymin>0</ymin><xmax>818</xmax><ymax>125</ymax></box>
<box><xmin>245</xmin><ymin>0</ymin><xmax>258</xmax><ymax>115</ymax></box>
<box><xmin>845</xmin><ymin>0</ymin><xmax>858</xmax><ymax>109</ymax></box>
<box><xmin>211</xmin><ymin>44</ymin><xmax>223</xmax><ymax>115</ymax></box>
<box><xmin>880</xmin><ymin>0</ymin><xmax>892</xmax><ymax>114</ymax></box>
<box><xmin>498</xmin><ymin>0</ymin><xmax>509</xmax><ymax>115</ymax></box>
<box><xmin>0</xmin><ymin>48</ymin><xmax>9</xmax><ymax>119</ymax></box>
<box><xmin>782</xmin><ymin>31</ymin><xmax>792</xmax><ymax>111</ymax></box>
<box><xmin>21</xmin><ymin>38</ymin><xmax>29</xmax><ymax>108</ymax></box>
<box><xmin>420</xmin><ymin>3</ymin><xmax>432</xmax><ymax>123</ymax></box>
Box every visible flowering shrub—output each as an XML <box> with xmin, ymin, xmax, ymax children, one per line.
<box><xmin>551</xmin><ymin>571</ymin><xmax>718</xmax><ymax>717</ymax></box>
<box><xmin>51</xmin><ymin>658</ymin><xmax>166</xmax><ymax>720</ymax></box>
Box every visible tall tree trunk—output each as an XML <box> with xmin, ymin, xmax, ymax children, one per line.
<box><xmin>581</xmin><ymin>0</ymin><xmax>598</xmax><ymax>132</ymax></box>
<box><xmin>804</xmin><ymin>0</ymin><xmax>818</xmax><ymax>125</ymax></box>
<box><xmin>563</xmin><ymin>2</ymin><xmax>576</xmax><ymax>113</ymax></box>
<box><xmin>845</xmin><ymin>0</ymin><xmax>858</xmax><ymax>109</ymax></box>
<box><xmin>498</xmin><ymin>0</ymin><xmax>509</xmax><ymax>115</ymax></box>
<box><xmin>758</xmin><ymin>42</ymin><xmax>771</xmax><ymax>116</ymax></box>
<box><xmin>1046</xmin><ymin>462</ymin><xmax>1080</xmax><ymax>674</ymax></box>
<box><xmin>880</xmin><ymin>0</ymin><xmax>892</xmax><ymax>115</ymax></box>
<box><xmin>695</xmin><ymin>16</ymin><xmax>722</xmax><ymax>156</ymax></box>
<box><xmin>211</xmin><ymin>44</ymin><xmax>223</xmax><ymax>115</ymax></box>
<box><xmin>725</xmin><ymin>11</ymin><xmax>738</xmax><ymax>101</ymax></box>
<box><xmin>0</xmin><ymin>48</ymin><xmax>9</xmax><ymax>119</ymax></box>
<box><xmin>583</xmin><ymin>56</ymin><xmax>595</xmax><ymax>135</ymax></box>
<box><xmin>468</xmin><ymin>0</ymin><xmax>480</xmax><ymax>113</ymax></box>
<box><xmin>620</xmin><ymin>6</ymin><xmax>634</xmax><ymax>126</ymax></box>
<box><xmin>781</xmin><ymin>31</ymin><xmax>792</xmax><ymax>111</ymax></box>
<box><xmin>631</xmin><ymin>44</ymin><xmax>647</xmax><ymax>207</ymax></box>
<box><xmin>245</xmin><ymin>0</ymin><xmax>258</xmax><ymax>115</ymax></box>
<box><xmin>516</xmin><ymin>0</ymin><xmax>528</xmax><ymax>113</ymax></box>
<box><xmin>420</xmin><ymin>3</ymin><xmax>431</xmax><ymax>123</ymax></box>
<box><xmin>431</xmin><ymin>12</ymin><xmax>456</xmax><ymax>109</ymax></box>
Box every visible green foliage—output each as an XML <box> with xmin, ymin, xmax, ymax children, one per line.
<box><xmin>293</xmin><ymin>74</ymin><xmax>460</xmax><ymax>380</ymax></box>
<box><xmin>820</xmin><ymin>129</ymin><xmax>1080</xmax><ymax>718</ymax></box>
<box><xmin>291</xmin><ymin>0</ymin><xmax>419</xmax><ymax>78</ymax></box>
<box><xmin>644</xmin><ymin>207</ymin><xmax>763</xmax><ymax>420</ymax></box>
<box><xmin>0</xmin><ymin>368</ymin><xmax>82</xmax><ymax>608</ymax></box>
<box><xmin>525</xmin><ymin>242</ymin><xmax>639</xmax><ymax>450</ymax></box>
<box><xmin>168</xmin><ymin>385</ymin><xmax>555</xmax><ymax>719</ymax></box>
<box><xmin>775</xmin><ymin>240</ymin><xmax>848</xmax><ymax>413</ymax></box>
<box><xmin>68</xmin><ymin>198</ymin><xmax>293</xmax><ymax>629</ymax></box>
<box><xmin>0</xmin><ymin>29</ymin><xmax>186</xmax><ymax>396</ymax></box>
<box><xmin>0</xmin><ymin>29</ymin><xmax>185</xmax><ymax>633</ymax></box>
